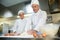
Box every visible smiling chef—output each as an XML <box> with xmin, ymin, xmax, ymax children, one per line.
<box><xmin>25</xmin><ymin>0</ymin><xmax>47</xmax><ymax>37</ymax></box>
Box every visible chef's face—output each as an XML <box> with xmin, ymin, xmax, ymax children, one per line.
<box><xmin>19</xmin><ymin>12</ymin><xmax>24</xmax><ymax>19</ymax></box>
<box><xmin>32</xmin><ymin>4</ymin><xmax>39</xmax><ymax>13</ymax></box>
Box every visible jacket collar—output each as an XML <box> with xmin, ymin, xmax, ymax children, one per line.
<box><xmin>34</xmin><ymin>9</ymin><xmax>41</xmax><ymax>15</ymax></box>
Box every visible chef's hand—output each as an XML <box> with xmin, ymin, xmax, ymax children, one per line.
<box><xmin>4</xmin><ymin>33</ymin><xmax>15</xmax><ymax>36</ymax></box>
<box><xmin>27</xmin><ymin>30</ymin><xmax>33</xmax><ymax>35</ymax></box>
<box><xmin>11</xmin><ymin>32</ymin><xmax>20</xmax><ymax>36</ymax></box>
<box><xmin>42</xmin><ymin>33</ymin><xmax>47</xmax><ymax>37</ymax></box>
<box><xmin>27</xmin><ymin>30</ymin><xmax>37</xmax><ymax>35</ymax></box>
<box><xmin>16</xmin><ymin>33</ymin><xmax>20</xmax><ymax>36</ymax></box>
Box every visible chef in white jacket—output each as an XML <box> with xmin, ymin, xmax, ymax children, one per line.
<box><xmin>25</xmin><ymin>0</ymin><xmax>47</xmax><ymax>35</ymax></box>
<box><xmin>11</xmin><ymin>10</ymin><xmax>27</xmax><ymax>36</ymax></box>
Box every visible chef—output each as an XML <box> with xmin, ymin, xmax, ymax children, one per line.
<box><xmin>10</xmin><ymin>10</ymin><xmax>27</xmax><ymax>36</ymax></box>
<box><xmin>25</xmin><ymin>0</ymin><xmax>47</xmax><ymax>35</ymax></box>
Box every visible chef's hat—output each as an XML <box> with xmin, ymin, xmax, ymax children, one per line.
<box><xmin>18</xmin><ymin>10</ymin><xmax>24</xmax><ymax>15</ymax></box>
<box><xmin>31</xmin><ymin>0</ymin><xmax>39</xmax><ymax>5</ymax></box>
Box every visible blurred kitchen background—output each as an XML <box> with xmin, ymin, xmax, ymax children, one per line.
<box><xmin>0</xmin><ymin>0</ymin><xmax>60</xmax><ymax>37</ymax></box>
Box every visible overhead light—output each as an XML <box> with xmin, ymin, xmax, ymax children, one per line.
<box><xmin>3</xmin><ymin>11</ymin><xmax>13</xmax><ymax>18</ymax></box>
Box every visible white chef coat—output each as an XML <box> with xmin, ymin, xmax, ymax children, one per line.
<box><xmin>11</xmin><ymin>18</ymin><xmax>27</xmax><ymax>34</ymax></box>
<box><xmin>24</xmin><ymin>9</ymin><xmax>59</xmax><ymax>36</ymax></box>
<box><xmin>25</xmin><ymin>9</ymin><xmax>47</xmax><ymax>32</ymax></box>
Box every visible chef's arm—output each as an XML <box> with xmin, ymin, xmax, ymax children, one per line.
<box><xmin>10</xmin><ymin>20</ymin><xmax>18</xmax><ymax>34</ymax></box>
<box><xmin>25</xmin><ymin>17</ymin><xmax>32</xmax><ymax>32</ymax></box>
